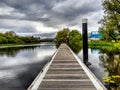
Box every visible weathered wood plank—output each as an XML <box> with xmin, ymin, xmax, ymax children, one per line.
<box><xmin>38</xmin><ymin>88</ymin><xmax>96</xmax><ymax>90</ymax></box>
<box><xmin>46</xmin><ymin>70</ymin><xmax>85</xmax><ymax>74</ymax></box>
<box><xmin>50</xmin><ymin>64</ymin><xmax>82</xmax><ymax>68</ymax></box>
<box><xmin>52</xmin><ymin>60</ymin><xmax>77</xmax><ymax>63</ymax></box>
<box><xmin>39</xmin><ymin>85</ymin><xmax>95</xmax><ymax>88</ymax></box>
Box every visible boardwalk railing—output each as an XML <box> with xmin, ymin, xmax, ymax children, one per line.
<box><xmin>28</xmin><ymin>44</ymin><xmax>107</xmax><ymax>90</ymax></box>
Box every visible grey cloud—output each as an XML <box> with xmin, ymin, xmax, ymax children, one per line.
<box><xmin>42</xmin><ymin>0</ymin><xmax>102</xmax><ymax>28</ymax></box>
<box><xmin>0</xmin><ymin>0</ymin><xmax>103</xmax><ymax>33</ymax></box>
<box><xmin>14</xmin><ymin>26</ymin><xmax>36</xmax><ymax>33</ymax></box>
<box><xmin>0</xmin><ymin>19</ymin><xmax>38</xmax><ymax>33</ymax></box>
<box><xmin>0</xmin><ymin>26</ymin><xmax>37</xmax><ymax>33</ymax></box>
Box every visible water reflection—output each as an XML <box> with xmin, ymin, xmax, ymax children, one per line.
<box><xmin>69</xmin><ymin>44</ymin><xmax>82</xmax><ymax>54</ymax></box>
<box><xmin>0</xmin><ymin>43</ymin><xmax>56</xmax><ymax>90</ymax></box>
<box><xmin>91</xmin><ymin>49</ymin><xmax>100</xmax><ymax>54</ymax></box>
<box><xmin>77</xmin><ymin>49</ymin><xmax>106</xmax><ymax>83</ymax></box>
<box><xmin>77</xmin><ymin>49</ymin><xmax>120</xmax><ymax>90</ymax></box>
<box><xmin>0</xmin><ymin>46</ymin><xmax>38</xmax><ymax>57</ymax></box>
<box><xmin>99</xmin><ymin>50</ymin><xmax>120</xmax><ymax>90</ymax></box>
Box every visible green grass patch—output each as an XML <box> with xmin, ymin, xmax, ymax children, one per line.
<box><xmin>88</xmin><ymin>41</ymin><xmax>115</xmax><ymax>51</ymax></box>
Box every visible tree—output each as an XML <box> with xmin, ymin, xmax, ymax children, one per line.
<box><xmin>55</xmin><ymin>28</ymin><xmax>70</xmax><ymax>46</ymax></box>
<box><xmin>5</xmin><ymin>31</ymin><xmax>16</xmax><ymax>36</ymax></box>
<box><xmin>68</xmin><ymin>30</ymin><xmax>82</xmax><ymax>53</ymax></box>
<box><xmin>99</xmin><ymin>0</ymin><xmax>120</xmax><ymax>41</ymax></box>
<box><xmin>68</xmin><ymin>30</ymin><xmax>82</xmax><ymax>46</ymax></box>
<box><xmin>55</xmin><ymin>28</ymin><xmax>82</xmax><ymax>53</ymax></box>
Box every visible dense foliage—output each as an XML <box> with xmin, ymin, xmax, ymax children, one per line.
<box><xmin>0</xmin><ymin>31</ymin><xmax>40</xmax><ymax>45</ymax></box>
<box><xmin>55</xmin><ymin>28</ymin><xmax>70</xmax><ymax>46</ymax></box>
<box><xmin>55</xmin><ymin>28</ymin><xmax>82</xmax><ymax>53</ymax></box>
<box><xmin>99</xmin><ymin>0</ymin><xmax>120</xmax><ymax>41</ymax></box>
<box><xmin>68</xmin><ymin>30</ymin><xmax>82</xmax><ymax>53</ymax></box>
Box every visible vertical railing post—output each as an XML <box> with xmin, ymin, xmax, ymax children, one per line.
<box><xmin>82</xmin><ymin>18</ymin><xmax>88</xmax><ymax>64</ymax></box>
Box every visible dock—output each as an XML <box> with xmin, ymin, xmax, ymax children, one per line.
<box><xmin>28</xmin><ymin>44</ymin><xmax>107</xmax><ymax>90</ymax></box>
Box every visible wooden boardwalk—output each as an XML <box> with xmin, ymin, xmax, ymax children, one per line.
<box><xmin>28</xmin><ymin>44</ymin><xmax>107</xmax><ymax>90</ymax></box>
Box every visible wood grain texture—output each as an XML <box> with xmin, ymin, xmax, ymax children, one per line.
<box><xmin>38</xmin><ymin>44</ymin><xmax>96</xmax><ymax>90</ymax></box>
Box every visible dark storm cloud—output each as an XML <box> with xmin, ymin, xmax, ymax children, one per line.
<box><xmin>0</xmin><ymin>0</ymin><xmax>103</xmax><ymax>33</ymax></box>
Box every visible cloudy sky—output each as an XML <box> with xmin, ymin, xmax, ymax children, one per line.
<box><xmin>0</xmin><ymin>0</ymin><xmax>103</xmax><ymax>34</ymax></box>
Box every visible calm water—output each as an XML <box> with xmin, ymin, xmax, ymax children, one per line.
<box><xmin>77</xmin><ymin>49</ymin><xmax>120</xmax><ymax>90</ymax></box>
<box><xmin>77</xmin><ymin>49</ymin><xmax>106</xmax><ymax>83</ymax></box>
<box><xmin>0</xmin><ymin>43</ymin><xmax>119</xmax><ymax>90</ymax></box>
<box><xmin>0</xmin><ymin>43</ymin><xmax>56</xmax><ymax>90</ymax></box>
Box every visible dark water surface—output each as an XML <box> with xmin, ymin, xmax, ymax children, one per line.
<box><xmin>0</xmin><ymin>43</ymin><xmax>56</xmax><ymax>90</ymax></box>
<box><xmin>77</xmin><ymin>49</ymin><xmax>120</xmax><ymax>90</ymax></box>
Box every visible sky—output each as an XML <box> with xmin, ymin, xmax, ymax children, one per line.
<box><xmin>0</xmin><ymin>0</ymin><xmax>103</xmax><ymax>34</ymax></box>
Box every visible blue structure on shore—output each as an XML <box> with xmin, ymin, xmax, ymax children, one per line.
<box><xmin>89</xmin><ymin>31</ymin><xmax>101</xmax><ymax>39</ymax></box>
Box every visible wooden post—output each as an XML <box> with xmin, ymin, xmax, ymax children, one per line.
<box><xmin>82</xmin><ymin>18</ymin><xmax>88</xmax><ymax>64</ymax></box>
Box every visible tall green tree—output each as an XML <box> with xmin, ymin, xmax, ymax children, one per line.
<box><xmin>99</xmin><ymin>0</ymin><xmax>120</xmax><ymax>41</ymax></box>
<box><xmin>55</xmin><ymin>28</ymin><xmax>70</xmax><ymax>46</ymax></box>
<box><xmin>68</xmin><ymin>30</ymin><xmax>82</xmax><ymax>53</ymax></box>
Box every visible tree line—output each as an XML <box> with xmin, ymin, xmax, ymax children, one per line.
<box><xmin>0</xmin><ymin>31</ymin><xmax>40</xmax><ymax>45</ymax></box>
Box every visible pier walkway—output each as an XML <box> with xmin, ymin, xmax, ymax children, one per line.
<box><xmin>28</xmin><ymin>44</ymin><xmax>107</xmax><ymax>90</ymax></box>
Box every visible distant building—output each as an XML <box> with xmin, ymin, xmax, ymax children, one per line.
<box><xmin>89</xmin><ymin>31</ymin><xmax>101</xmax><ymax>40</ymax></box>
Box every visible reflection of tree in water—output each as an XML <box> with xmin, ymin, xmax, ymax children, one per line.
<box><xmin>0</xmin><ymin>46</ymin><xmax>39</xmax><ymax>57</ymax></box>
<box><xmin>99</xmin><ymin>50</ymin><xmax>120</xmax><ymax>90</ymax></box>
<box><xmin>69</xmin><ymin>43</ymin><xmax>82</xmax><ymax>54</ymax></box>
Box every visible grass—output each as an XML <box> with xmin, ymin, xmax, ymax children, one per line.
<box><xmin>88</xmin><ymin>41</ymin><xmax>115</xmax><ymax>51</ymax></box>
<box><xmin>77</xmin><ymin>40</ymin><xmax>119</xmax><ymax>52</ymax></box>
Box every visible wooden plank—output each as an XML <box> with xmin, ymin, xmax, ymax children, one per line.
<box><xmin>46</xmin><ymin>70</ymin><xmax>85</xmax><ymax>74</ymax></box>
<box><xmin>44</xmin><ymin>75</ymin><xmax>89</xmax><ymax>79</ymax></box>
<box><xmin>40</xmin><ymin>81</ymin><xmax>94</xmax><ymax>86</ymax></box>
<box><xmin>50</xmin><ymin>64</ymin><xmax>82</xmax><ymax>68</ymax></box>
<box><xmin>39</xmin><ymin>85</ymin><xmax>95</xmax><ymax>88</ymax></box>
<box><xmin>43</xmin><ymin>79</ymin><xmax>91</xmax><ymax>81</ymax></box>
<box><xmin>50</xmin><ymin>63</ymin><xmax>80</xmax><ymax>65</ymax></box>
<box><xmin>52</xmin><ymin>60</ymin><xmax>77</xmax><ymax>63</ymax></box>
<box><xmin>38</xmin><ymin>88</ymin><xmax>96</xmax><ymax>90</ymax></box>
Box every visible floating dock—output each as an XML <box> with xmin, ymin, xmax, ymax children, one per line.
<box><xmin>28</xmin><ymin>44</ymin><xmax>107</xmax><ymax>90</ymax></box>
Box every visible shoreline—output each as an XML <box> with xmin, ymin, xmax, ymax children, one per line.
<box><xmin>0</xmin><ymin>42</ymin><xmax>55</xmax><ymax>48</ymax></box>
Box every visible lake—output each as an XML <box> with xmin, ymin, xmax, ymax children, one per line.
<box><xmin>0</xmin><ymin>43</ymin><xmax>56</xmax><ymax>90</ymax></box>
<box><xmin>0</xmin><ymin>43</ymin><xmax>119</xmax><ymax>90</ymax></box>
